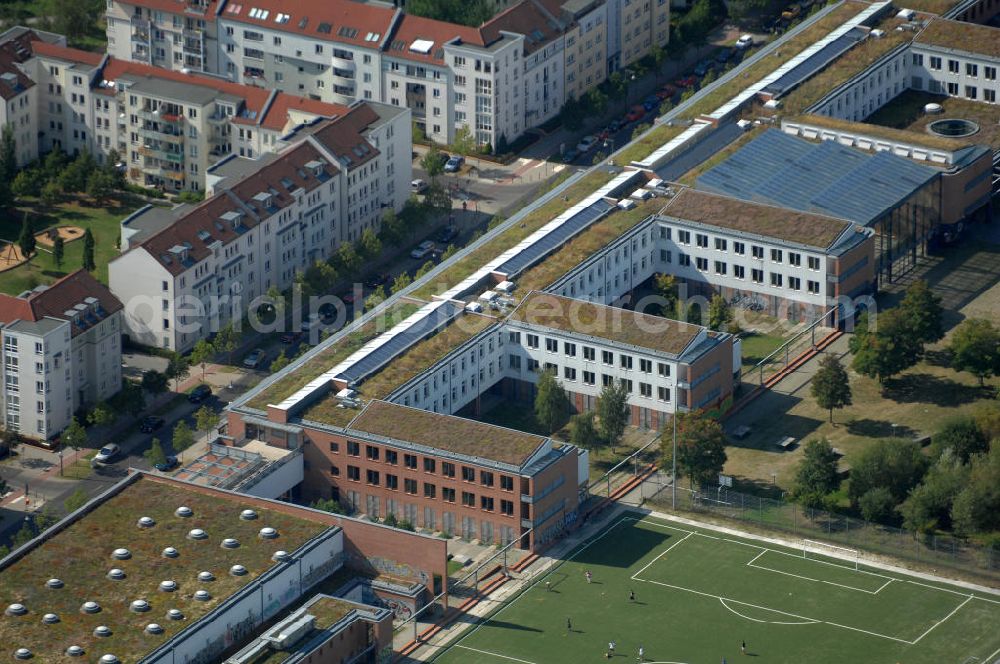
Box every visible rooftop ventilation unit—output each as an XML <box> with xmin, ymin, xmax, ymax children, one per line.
<box><xmin>496</xmin><ymin>281</ymin><xmax>515</xmax><ymax>294</ymax></box>
<box><xmin>81</xmin><ymin>602</ymin><xmax>101</xmax><ymax>614</ymax></box>
<box><xmin>130</xmin><ymin>600</ymin><xmax>151</xmax><ymax>613</ymax></box>
<box><xmin>259</xmin><ymin>527</ymin><xmax>279</xmax><ymax>539</ymax></box>
<box><xmin>198</xmin><ymin>571</ymin><xmax>215</xmax><ymax>582</ymax></box>
<box><xmin>272</xmin><ymin>550</ymin><xmax>290</xmax><ymax>562</ymax></box>
<box><xmin>47</xmin><ymin>579</ymin><xmax>63</xmax><ymax>589</ymax></box>
<box><xmin>240</xmin><ymin>509</ymin><xmax>258</xmax><ymax>521</ymax></box>
<box><xmin>266</xmin><ymin>613</ymin><xmax>316</xmax><ymax>650</ymax></box>
<box><xmin>159</xmin><ymin>581</ymin><xmax>178</xmax><ymax>592</ymax></box>
<box><xmin>335</xmin><ymin>388</ymin><xmax>357</xmax><ymax>401</ymax></box>
<box><xmin>221</xmin><ymin>538</ymin><xmax>240</xmax><ymax>549</ymax></box>
<box><xmin>163</xmin><ymin>547</ymin><xmax>179</xmax><ymax>558</ymax></box>
<box><xmin>107</xmin><ymin>569</ymin><xmax>126</xmax><ymax>581</ymax></box>
<box><xmin>616</xmin><ymin>199</ymin><xmax>636</xmax><ymax>210</ymax></box>
<box><xmin>66</xmin><ymin>646</ymin><xmax>84</xmax><ymax>657</ymax></box>
<box><xmin>137</xmin><ymin>516</ymin><xmax>155</xmax><ymax>528</ymax></box>
<box><xmin>112</xmin><ymin>548</ymin><xmax>131</xmax><ymax>560</ymax></box>
<box><xmin>42</xmin><ymin>613</ymin><xmax>59</xmax><ymax>624</ymax></box>
<box><xmin>188</xmin><ymin>528</ymin><xmax>208</xmax><ymax>540</ymax></box>
<box><xmin>145</xmin><ymin>623</ymin><xmax>164</xmax><ymax>635</ymax></box>
<box><xmin>14</xmin><ymin>649</ymin><xmax>31</xmax><ymax>660</ymax></box>
<box><xmin>465</xmin><ymin>302</ymin><xmax>484</xmax><ymax>313</ymax></box>
<box><xmin>100</xmin><ymin>656</ymin><xmax>120</xmax><ymax>664</ymax></box>
<box><xmin>93</xmin><ymin>626</ymin><xmax>111</xmax><ymax>637</ymax></box>
<box><xmin>193</xmin><ymin>590</ymin><xmax>211</xmax><ymax>602</ymax></box>
<box><xmin>175</xmin><ymin>506</ymin><xmax>193</xmax><ymax>518</ymax></box>
<box><xmin>230</xmin><ymin>565</ymin><xmax>248</xmax><ymax>576</ymax></box>
<box><xmin>167</xmin><ymin>609</ymin><xmax>184</xmax><ymax>621</ymax></box>
<box><xmin>6</xmin><ymin>603</ymin><xmax>27</xmax><ymax>616</ymax></box>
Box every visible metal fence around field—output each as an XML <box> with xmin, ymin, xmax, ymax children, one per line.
<box><xmin>640</xmin><ymin>475</ymin><xmax>1000</xmax><ymax>581</ymax></box>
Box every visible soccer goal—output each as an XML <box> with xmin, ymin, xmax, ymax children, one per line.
<box><xmin>802</xmin><ymin>539</ymin><xmax>860</xmax><ymax>570</ymax></box>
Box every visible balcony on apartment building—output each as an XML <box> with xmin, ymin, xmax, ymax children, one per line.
<box><xmin>145</xmin><ymin>164</ymin><xmax>185</xmax><ymax>182</ymax></box>
<box><xmin>130</xmin><ymin>16</ymin><xmax>151</xmax><ymax>42</ymax></box>
<box><xmin>138</xmin><ymin>143</ymin><xmax>184</xmax><ymax>162</ymax></box>
<box><xmin>131</xmin><ymin>46</ymin><xmax>151</xmax><ymax>63</ymax></box>
<box><xmin>331</xmin><ymin>53</ymin><xmax>355</xmax><ymax>71</ymax></box>
<box><xmin>330</xmin><ymin>67</ymin><xmax>355</xmax><ymax>87</ymax></box>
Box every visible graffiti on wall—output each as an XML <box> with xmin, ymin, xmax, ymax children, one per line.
<box><xmin>381</xmin><ymin>596</ymin><xmax>414</xmax><ymax>620</ymax></box>
<box><xmin>357</xmin><ymin>554</ymin><xmax>430</xmax><ymax>585</ymax></box>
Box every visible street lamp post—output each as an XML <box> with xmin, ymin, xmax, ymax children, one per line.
<box><xmin>58</xmin><ymin>449</ymin><xmax>64</xmax><ymax>477</ymax></box>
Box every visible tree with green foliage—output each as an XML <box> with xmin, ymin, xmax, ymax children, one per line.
<box><xmin>11</xmin><ymin>519</ymin><xmax>37</xmax><ymax>549</ymax></box>
<box><xmin>707</xmin><ymin>294</ymin><xmax>732</xmax><ymax>332</ymax></box>
<box><xmin>850</xmin><ymin>310</ymin><xmax>923</xmax><ymax>384</ymax></box>
<box><xmin>143</xmin><ymin>438</ymin><xmax>168</xmax><ymax>469</ymax></box>
<box><xmin>379</xmin><ymin>208</ymin><xmax>407</xmax><ymax>246</ymax></box>
<box><xmin>311</xmin><ymin>497</ymin><xmax>346</xmax><ymax>514</ymax></box>
<box><xmin>421</xmin><ymin>145</ymin><xmax>446</xmax><ymax>179</ymax></box>
<box><xmin>441</xmin><ymin>244</ymin><xmax>457</xmax><ymax>261</ymax></box>
<box><xmin>213</xmin><ymin>323</ymin><xmax>240</xmax><ymax>365</ymax></box>
<box><xmin>81</xmin><ymin>227</ymin><xmax>95</xmax><ymax>272</ymax></box>
<box><xmin>87</xmin><ymin>401</ymin><xmax>114</xmax><ymax>428</ymax></box>
<box><xmin>171</xmin><ymin>420</ymin><xmax>195</xmax><ymax>452</ymax></box>
<box><xmin>950</xmin><ymin>443</ymin><xmax>1000</xmax><ymax>535</ymax></box>
<box><xmin>194</xmin><ymin>405</ymin><xmax>217</xmax><ymax>437</ymax></box>
<box><xmin>569</xmin><ymin>411</ymin><xmax>601</xmax><ymax>452</ymax></box>
<box><xmin>792</xmin><ymin>438</ymin><xmax>841</xmax><ymax>508</ymax></box>
<box><xmin>12</xmin><ymin>169</ymin><xmax>42</xmax><ymax>200</ymax></box>
<box><xmin>415</xmin><ymin>260</ymin><xmax>435</xmax><ymax>279</ymax></box>
<box><xmin>811</xmin><ymin>354</ymin><xmax>852</xmax><ymax>423</ymax></box>
<box><xmin>115</xmin><ymin>379</ymin><xmax>146</xmax><ymax>416</ymax></box>
<box><xmin>63</xmin><ymin>487</ymin><xmax>90</xmax><ymax>513</ymax></box>
<box><xmin>598</xmin><ymin>380</ymin><xmax>630</xmax><ymax>454</ymax></box>
<box><xmin>364</xmin><ymin>285</ymin><xmax>386</xmax><ymax>310</ymax></box>
<box><xmin>141</xmin><ymin>369</ymin><xmax>168</xmax><ymax>395</ymax></box>
<box><xmin>847</xmin><ymin>437</ymin><xmax>928</xmax><ymax>509</ymax></box>
<box><xmin>40</xmin><ymin>180</ymin><xmax>62</xmax><ymax>207</ymax></box>
<box><xmin>0</xmin><ymin>124</ymin><xmax>15</xmax><ymax>208</ymax></box>
<box><xmin>405</xmin><ymin>0</ymin><xmax>492</xmax><ymax>27</ymax></box>
<box><xmin>654</xmin><ymin>273</ymin><xmax>678</xmax><ymax>318</ymax></box>
<box><xmin>336</xmin><ymin>242</ymin><xmax>362</xmax><ymax>275</ymax></box>
<box><xmin>104</xmin><ymin>148</ymin><xmax>125</xmax><ymax>188</ymax></box>
<box><xmin>62</xmin><ymin>417</ymin><xmax>88</xmax><ymax>451</ymax></box>
<box><xmin>606</xmin><ymin>72</ymin><xmax>627</xmax><ymax>112</ymax></box>
<box><xmin>534</xmin><ymin>369</ymin><xmax>569</xmax><ymax>434</ymax></box>
<box><xmin>165</xmin><ymin>352</ymin><xmax>190</xmax><ymax>392</ymax></box>
<box><xmin>859</xmin><ymin>486</ymin><xmax>897</xmax><ymax>524</ymax></box>
<box><xmin>898</xmin><ymin>280</ymin><xmax>944</xmax><ymax>345</ymax></box>
<box><xmin>425</xmin><ymin>181</ymin><xmax>451</xmax><ymax>211</ymax></box>
<box><xmin>391</xmin><ymin>272</ymin><xmax>412</xmax><ymax>294</ymax></box>
<box><xmin>931</xmin><ymin>416</ymin><xmax>989</xmax><ymax>463</ymax></box>
<box><xmin>59</xmin><ymin>151</ymin><xmax>94</xmax><ymax>193</ymax></box>
<box><xmin>559</xmin><ymin>97</ymin><xmax>585</xmax><ymax>132</ymax></box>
<box><xmin>358</xmin><ymin>228</ymin><xmax>382</xmax><ymax>260</ymax></box>
<box><xmin>52</xmin><ymin>235</ymin><xmax>64</xmax><ymax>269</ymax></box>
<box><xmin>585</xmin><ymin>86</ymin><xmax>609</xmax><ymax>115</ymax></box>
<box><xmin>270</xmin><ymin>350</ymin><xmax>290</xmax><ymax>373</ymax></box>
<box><xmin>17</xmin><ymin>214</ymin><xmax>35</xmax><ymax>262</ymax></box>
<box><xmin>451</xmin><ymin>125</ymin><xmax>476</xmax><ymax>157</ymax></box>
<box><xmin>948</xmin><ymin>318</ymin><xmax>1000</xmax><ymax>386</ymax></box>
<box><xmin>86</xmin><ymin>170</ymin><xmax>115</xmax><ymax>204</ymax></box>
<box><xmin>899</xmin><ymin>450</ymin><xmax>968</xmax><ymax>533</ymax></box>
<box><xmin>674</xmin><ymin>410</ymin><xmax>728</xmax><ymax>488</ymax></box>
<box><xmin>190</xmin><ymin>338</ymin><xmax>214</xmax><ymax>379</ymax></box>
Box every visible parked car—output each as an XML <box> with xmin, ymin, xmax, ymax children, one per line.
<box><xmin>280</xmin><ymin>331</ymin><xmax>302</xmax><ymax>344</ymax></box>
<box><xmin>139</xmin><ymin>416</ymin><xmax>165</xmax><ymax>434</ymax></box>
<box><xmin>642</xmin><ymin>98</ymin><xmax>658</xmax><ymax>112</ymax></box>
<box><xmin>154</xmin><ymin>455</ymin><xmax>180</xmax><ymax>472</ymax></box>
<box><xmin>693</xmin><ymin>60</ymin><xmax>714</xmax><ymax>77</ymax></box>
<box><xmin>443</xmin><ymin>155</ymin><xmax>465</xmax><ymax>172</ymax></box>
<box><xmin>576</xmin><ymin>135</ymin><xmax>598</xmax><ymax>152</ymax></box>
<box><xmin>243</xmin><ymin>348</ymin><xmax>266</xmax><ymax>369</ymax></box>
<box><xmin>300</xmin><ymin>313</ymin><xmax>322</xmax><ymax>333</ymax></box>
<box><xmin>561</xmin><ymin>148</ymin><xmax>580</xmax><ymax>163</ymax></box>
<box><xmin>715</xmin><ymin>47</ymin><xmax>733</xmax><ymax>63</ymax></box>
<box><xmin>624</xmin><ymin>106</ymin><xmax>645</xmax><ymax>123</ymax></box>
<box><xmin>410</xmin><ymin>178</ymin><xmax>429</xmax><ymax>194</ymax></box>
<box><xmin>781</xmin><ymin>4</ymin><xmax>801</xmax><ymax>19</ymax></box>
<box><xmin>654</xmin><ymin>86</ymin><xmax>674</xmax><ymax>100</ymax></box>
<box><xmin>674</xmin><ymin>75</ymin><xmax>697</xmax><ymax>88</ymax></box>
<box><xmin>410</xmin><ymin>240</ymin><xmax>436</xmax><ymax>260</ymax></box>
<box><xmin>364</xmin><ymin>273</ymin><xmax>390</xmax><ymax>288</ymax></box>
<box><xmin>93</xmin><ymin>443</ymin><xmax>121</xmax><ymax>465</ymax></box>
<box><xmin>437</xmin><ymin>225</ymin><xmax>459</xmax><ymax>243</ymax></box>
<box><xmin>608</xmin><ymin>119</ymin><xmax>623</xmax><ymax>132</ymax></box>
<box><xmin>735</xmin><ymin>34</ymin><xmax>754</xmax><ymax>49</ymax></box>
<box><xmin>187</xmin><ymin>384</ymin><xmax>212</xmax><ymax>403</ymax></box>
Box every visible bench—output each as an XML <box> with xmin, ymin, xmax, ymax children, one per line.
<box><xmin>776</xmin><ymin>436</ymin><xmax>797</xmax><ymax>450</ymax></box>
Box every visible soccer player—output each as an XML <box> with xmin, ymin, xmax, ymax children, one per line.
<box><xmin>608</xmin><ymin>641</ymin><xmax>616</xmax><ymax>657</ymax></box>
<box><xmin>741</xmin><ymin>640</ymin><xmax>746</xmax><ymax>655</ymax></box>
<box><xmin>566</xmin><ymin>617</ymin><xmax>572</xmax><ymax>632</ymax></box>
<box><xmin>585</xmin><ymin>570</ymin><xmax>593</xmax><ymax>583</ymax></box>
<box><xmin>629</xmin><ymin>589</ymin><xmax>636</xmax><ymax>602</ymax></box>
<box><xmin>545</xmin><ymin>581</ymin><xmax>551</xmax><ymax>592</ymax></box>
<box><xmin>637</xmin><ymin>645</ymin><xmax>645</xmax><ymax>661</ymax></box>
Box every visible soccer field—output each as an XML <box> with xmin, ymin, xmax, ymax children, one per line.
<box><xmin>431</xmin><ymin>514</ymin><xmax>1000</xmax><ymax>664</ymax></box>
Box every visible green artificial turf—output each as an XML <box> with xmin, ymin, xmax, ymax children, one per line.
<box><xmin>433</xmin><ymin>515</ymin><xmax>1000</xmax><ymax>664</ymax></box>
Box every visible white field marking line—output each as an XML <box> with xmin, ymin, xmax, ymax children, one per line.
<box><xmin>746</xmin><ymin>561</ymin><xmax>882</xmax><ymax>594</ymax></box>
<box><xmin>981</xmin><ymin>644</ymin><xmax>1000</xmax><ymax>664</ymax></box>
<box><xmin>444</xmin><ymin>515</ymin><xmax>637</xmax><ymax>652</ymax></box>
<box><xmin>873</xmin><ymin>578</ymin><xmax>893</xmax><ymax>594</ymax></box>
<box><xmin>718</xmin><ymin>598</ymin><xmax>819</xmax><ymax>625</ymax></box>
<box><xmin>911</xmin><ymin>594</ymin><xmax>975</xmax><ymax>645</ymax></box>
<box><xmin>630</xmin><ymin>532</ymin><xmax>693</xmax><ymax>581</ymax></box>
<box><xmin>454</xmin><ymin>644</ymin><xmax>539</xmax><ymax>664</ymax></box>
<box><xmin>634</xmin><ymin>561</ymin><xmax>915</xmax><ymax>644</ymax></box>
<box><xmin>745</xmin><ymin>550</ymin><xmax>766</xmax><ymax>566</ymax></box>
<box><xmin>635</xmin><ymin>517</ymin><xmax>720</xmax><ymax>539</ymax></box>
<box><xmin>904</xmin><ymin>579</ymin><xmax>1000</xmax><ymax>605</ymax></box>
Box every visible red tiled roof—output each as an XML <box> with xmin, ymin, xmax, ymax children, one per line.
<box><xmin>0</xmin><ymin>31</ymin><xmax>38</xmax><ymax>100</ymax></box>
<box><xmin>309</xmin><ymin>104</ymin><xmax>380</xmax><ymax>170</ymax></box>
<box><xmin>221</xmin><ymin>0</ymin><xmax>397</xmax><ymax>50</ymax></box>
<box><xmin>258</xmin><ymin>95</ymin><xmax>349</xmax><ymax>131</ymax></box>
<box><xmin>386</xmin><ymin>14</ymin><xmax>486</xmax><ymax>64</ymax></box>
<box><xmin>0</xmin><ymin>270</ymin><xmax>123</xmax><ymax>337</ymax></box>
<box><xmin>29</xmin><ymin>40</ymin><xmax>104</xmax><ymax>67</ymax></box>
<box><xmin>137</xmin><ymin>141</ymin><xmax>339</xmax><ymax>275</ymax></box>
<box><xmin>100</xmin><ymin>56</ymin><xmax>271</xmax><ymax>108</ymax></box>
<box><xmin>481</xmin><ymin>0</ymin><xmax>565</xmax><ymax>53</ymax></box>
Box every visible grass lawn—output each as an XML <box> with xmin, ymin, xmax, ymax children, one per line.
<box><xmin>738</xmin><ymin>331</ymin><xmax>786</xmax><ymax>365</ymax></box>
<box><xmin>61</xmin><ymin>452</ymin><xmax>96</xmax><ymax>480</ymax></box>
<box><xmin>433</xmin><ymin>515</ymin><xmax>1000</xmax><ymax>664</ymax></box>
<box><xmin>0</xmin><ymin>195</ymin><xmax>145</xmax><ymax>295</ymax></box>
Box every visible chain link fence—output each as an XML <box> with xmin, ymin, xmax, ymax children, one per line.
<box><xmin>641</xmin><ymin>476</ymin><xmax>999</xmax><ymax>581</ymax></box>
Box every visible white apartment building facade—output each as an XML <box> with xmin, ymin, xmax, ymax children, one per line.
<box><xmin>909</xmin><ymin>19</ymin><xmax>1000</xmax><ymax>104</ymax></box>
<box><xmin>0</xmin><ymin>271</ymin><xmax>123</xmax><ymax>441</ymax></box>
<box><xmin>109</xmin><ymin>104</ymin><xmax>411</xmax><ymax>352</ymax></box>
<box><xmin>0</xmin><ymin>28</ymin><xmax>45</xmax><ymax>167</ymax></box>
<box><xmin>105</xmin><ymin>0</ymin><xmax>666</xmax><ymax>147</ymax></box>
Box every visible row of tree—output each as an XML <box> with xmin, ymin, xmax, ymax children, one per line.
<box><xmin>791</xmin><ymin>404</ymin><xmax>999</xmax><ymax>536</ymax></box>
